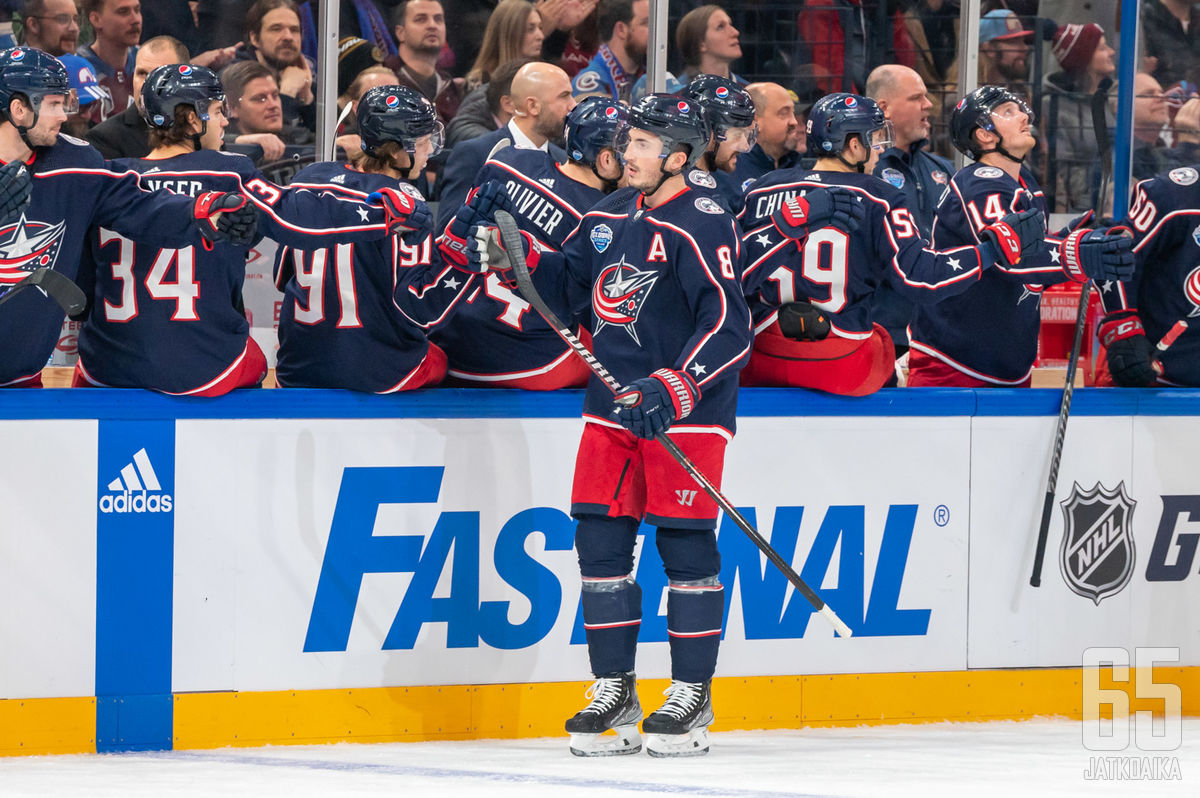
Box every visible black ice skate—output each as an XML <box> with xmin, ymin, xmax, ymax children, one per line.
<box><xmin>565</xmin><ymin>671</ymin><xmax>642</xmax><ymax>756</ymax></box>
<box><xmin>642</xmin><ymin>679</ymin><xmax>714</xmax><ymax>757</ymax></box>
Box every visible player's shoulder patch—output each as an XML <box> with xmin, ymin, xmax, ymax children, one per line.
<box><xmin>1192</xmin><ymin>223</ymin><xmax>1200</xmax><ymax>248</ymax></box>
<box><xmin>741</xmin><ymin>177</ymin><xmax>756</xmax><ymax>192</ymax></box>
<box><xmin>694</xmin><ymin>196</ymin><xmax>724</xmax><ymax>215</ymax></box>
<box><xmin>880</xmin><ymin>167</ymin><xmax>905</xmax><ymax>188</ymax></box>
<box><xmin>688</xmin><ymin>169</ymin><xmax>716</xmax><ymax>189</ymax></box>
<box><xmin>398</xmin><ymin>182</ymin><xmax>424</xmax><ymax>200</ymax></box>
<box><xmin>590</xmin><ymin>223</ymin><xmax>613</xmax><ymax>253</ymax></box>
<box><xmin>1168</xmin><ymin>166</ymin><xmax>1198</xmax><ymax>186</ymax></box>
<box><xmin>931</xmin><ymin>169</ymin><xmax>949</xmax><ymax>185</ymax></box>
<box><xmin>973</xmin><ymin>165</ymin><xmax>1004</xmax><ymax>179</ymax></box>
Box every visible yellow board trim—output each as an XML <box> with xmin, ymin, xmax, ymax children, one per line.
<box><xmin>172</xmin><ymin>666</ymin><xmax>1200</xmax><ymax>751</ymax></box>
<box><xmin>0</xmin><ymin>697</ymin><xmax>95</xmax><ymax>757</ymax></box>
<box><xmin>4</xmin><ymin>667</ymin><xmax>1195</xmax><ymax>755</ymax></box>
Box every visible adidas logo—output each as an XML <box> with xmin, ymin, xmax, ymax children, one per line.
<box><xmin>143</xmin><ymin>166</ymin><xmax>161</xmax><ymax>175</ymax></box>
<box><xmin>331</xmin><ymin>173</ymin><xmax>346</xmax><ymax>184</ymax></box>
<box><xmin>538</xmin><ymin>177</ymin><xmax>555</xmax><ymax>188</ymax></box>
<box><xmin>98</xmin><ymin>447</ymin><xmax>173</xmax><ymax>514</ymax></box>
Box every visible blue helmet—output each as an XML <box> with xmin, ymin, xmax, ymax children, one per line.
<box><xmin>564</xmin><ymin>96</ymin><xmax>626</xmax><ymax>166</ymax></box>
<box><xmin>950</xmin><ymin>85</ymin><xmax>1035</xmax><ymax>160</ymax></box>
<box><xmin>619</xmin><ymin>93</ymin><xmax>710</xmax><ymax>169</ymax></box>
<box><xmin>806</xmin><ymin>92</ymin><xmax>886</xmax><ymax>157</ymax></box>
<box><xmin>357</xmin><ymin>85</ymin><xmax>443</xmax><ymax>158</ymax></box>
<box><xmin>680</xmin><ymin>74</ymin><xmax>755</xmax><ymax>141</ymax></box>
<box><xmin>0</xmin><ymin>47</ymin><xmax>72</xmax><ymax>128</ymax></box>
<box><xmin>141</xmin><ymin>63</ymin><xmax>224</xmax><ymax>131</ymax></box>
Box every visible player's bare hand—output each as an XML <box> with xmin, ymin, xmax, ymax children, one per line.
<box><xmin>236</xmin><ymin>133</ymin><xmax>287</xmax><ymax>161</ymax></box>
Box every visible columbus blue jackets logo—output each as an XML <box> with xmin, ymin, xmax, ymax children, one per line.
<box><xmin>592</xmin><ymin>256</ymin><xmax>660</xmax><ymax>344</ymax></box>
<box><xmin>1184</xmin><ymin>264</ymin><xmax>1200</xmax><ymax>317</ymax></box>
<box><xmin>1058</xmin><ymin>481</ymin><xmax>1136</xmax><ymax>605</ymax></box>
<box><xmin>0</xmin><ymin>213</ymin><xmax>67</xmax><ymax>285</ymax></box>
<box><xmin>1168</xmin><ymin>166</ymin><xmax>1198</xmax><ymax>186</ymax></box>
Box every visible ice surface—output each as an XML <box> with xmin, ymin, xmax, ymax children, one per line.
<box><xmin>3</xmin><ymin>719</ymin><xmax>1197</xmax><ymax>797</ymax></box>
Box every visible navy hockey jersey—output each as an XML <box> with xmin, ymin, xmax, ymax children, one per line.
<box><xmin>275</xmin><ymin>162</ymin><xmax>476</xmax><ymax>392</ymax></box>
<box><xmin>739</xmin><ymin>169</ymin><xmax>987</xmax><ymax>336</ymax></box>
<box><xmin>0</xmin><ymin>135</ymin><xmax>210</xmax><ymax>385</ymax></box>
<box><xmin>432</xmin><ymin>147</ymin><xmax>605</xmax><ymax>383</ymax></box>
<box><xmin>530</xmin><ymin>185</ymin><xmax>753</xmax><ymax>433</ymax></box>
<box><xmin>1101</xmin><ymin>165</ymin><xmax>1200</xmax><ymax>386</ymax></box>
<box><xmin>908</xmin><ymin>163</ymin><xmax>1082</xmax><ymax>383</ymax></box>
<box><xmin>76</xmin><ymin>150</ymin><xmax>389</xmax><ymax>394</ymax></box>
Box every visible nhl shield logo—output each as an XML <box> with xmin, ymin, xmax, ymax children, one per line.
<box><xmin>1058</xmin><ymin>482</ymin><xmax>1136</xmax><ymax>605</ymax></box>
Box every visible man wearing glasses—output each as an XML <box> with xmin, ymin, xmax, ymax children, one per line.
<box><xmin>19</xmin><ymin>0</ymin><xmax>80</xmax><ymax>57</ymax></box>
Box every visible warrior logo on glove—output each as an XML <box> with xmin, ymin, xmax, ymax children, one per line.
<box><xmin>592</xmin><ymin>256</ymin><xmax>660</xmax><ymax>344</ymax></box>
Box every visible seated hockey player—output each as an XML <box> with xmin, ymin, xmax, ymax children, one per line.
<box><xmin>275</xmin><ymin>86</ymin><xmax>478</xmax><ymax>392</ymax></box>
<box><xmin>432</xmin><ymin>96</ymin><xmax>625</xmax><ymax>389</ymax></box>
<box><xmin>73</xmin><ymin>64</ymin><xmax>411</xmax><ymax>396</ymax></box>
<box><xmin>1096</xmin><ymin>165</ymin><xmax>1200</xmax><ymax>387</ymax></box>
<box><xmin>739</xmin><ymin>92</ymin><xmax>1047</xmax><ymax>396</ymax></box>
<box><xmin>679</xmin><ymin>73</ymin><xmax>757</xmax><ymax>213</ymax></box>
<box><xmin>0</xmin><ymin>47</ymin><xmax>257</xmax><ymax>388</ymax></box>
<box><xmin>906</xmin><ymin>86</ymin><xmax>1136</xmax><ymax>387</ymax></box>
<box><xmin>465</xmin><ymin>94</ymin><xmax>752</xmax><ymax>757</ymax></box>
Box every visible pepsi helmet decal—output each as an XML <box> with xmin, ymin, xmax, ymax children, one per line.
<box><xmin>10</xmin><ymin>49</ymin><xmax>24</xmax><ymax>62</ymax></box>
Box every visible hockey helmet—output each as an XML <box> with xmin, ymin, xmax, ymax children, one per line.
<box><xmin>357</xmin><ymin>85</ymin><xmax>444</xmax><ymax>158</ymax></box>
<box><xmin>949</xmin><ymin>85</ymin><xmax>1035</xmax><ymax>159</ymax></box>
<box><xmin>680</xmin><ymin>73</ymin><xmax>756</xmax><ymax>147</ymax></box>
<box><xmin>564</xmin><ymin>96</ymin><xmax>626</xmax><ymax>166</ymax></box>
<box><xmin>0</xmin><ymin>47</ymin><xmax>76</xmax><ymax>127</ymax></box>
<box><xmin>805</xmin><ymin>92</ymin><xmax>889</xmax><ymax>157</ymax></box>
<box><xmin>615</xmin><ymin>92</ymin><xmax>710</xmax><ymax>169</ymax></box>
<box><xmin>141</xmin><ymin>63</ymin><xmax>224</xmax><ymax>131</ymax></box>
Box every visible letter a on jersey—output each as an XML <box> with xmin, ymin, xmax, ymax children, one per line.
<box><xmin>646</xmin><ymin>232</ymin><xmax>668</xmax><ymax>262</ymax></box>
<box><xmin>592</xmin><ymin>255</ymin><xmax>660</xmax><ymax>345</ymax></box>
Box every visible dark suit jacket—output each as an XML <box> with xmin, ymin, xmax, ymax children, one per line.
<box><xmin>85</xmin><ymin>103</ymin><xmax>149</xmax><ymax>160</ymax></box>
<box><xmin>435</xmin><ymin>124</ymin><xmax>565</xmax><ymax>232</ymax></box>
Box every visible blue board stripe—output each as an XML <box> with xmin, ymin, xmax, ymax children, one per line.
<box><xmin>95</xmin><ymin>420</ymin><xmax>175</xmax><ymax>753</ymax></box>
<box><xmin>1</xmin><ymin>386</ymin><xmax>1199</xmax><ymax>420</ymax></box>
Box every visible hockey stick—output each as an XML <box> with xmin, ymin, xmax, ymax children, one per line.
<box><xmin>1030</xmin><ymin>78</ymin><xmax>1114</xmax><ymax>587</ymax></box>
<box><xmin>0</xmin><ymin>267</ymin><xmax>86</xmax><ymax>315</ymax></box>
<box><xmin>493</xmin><ymin>210</ymin><xmax>853</xmax><ymax>638</ymax></box>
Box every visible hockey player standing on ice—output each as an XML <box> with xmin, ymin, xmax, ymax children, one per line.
<box><xmin>467</xmin><ymin>94</ymin><xmax>751</xmax><ymax>757</ymax></box>
<box><xmin>1095</xmin><ymin>165</ymin><xmax>1200</xmax><ymax>386</ymax></box>
<box><xmin>274</xmin><ymin>86</ymin><xmax>476</xmax><ymax>392</ymax></box>
<box><xmin>677</xmin><ymin>73</ymin><xmax>758</xmax><ymax>214</ymax></box>
<box><xmin>738</xmin><ymin>92</ymin><xmax>1045</xmax><ymax>395</ymax></box>
<box><xmin>0</xmin><ymin>46</ymin><xmax>258</xmax><ymax>388</ymax></box>
<box><xmin>74</xmin><ymin>64</ymin><xmax>410</xmax><ymax>396</ymax></box>
<box><xmin>433</xmin><ymin>97</ymin><xmax>626</xmax><ymax>389</ymax></box>
<box><xmin>906</xmin><ymin>86</ymin><xmax>1136</xmax><ymax>387</ymax></box>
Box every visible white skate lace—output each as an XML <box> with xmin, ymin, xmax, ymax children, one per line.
<box><xmin>654</xmin><ymin>681</ymin><xmax>703</xmax><ymax>719</ymax></box>
<box><xmin>581</xmin><ymin>676</ymin><xmax>624</xmax><ymax>715</ymax></box>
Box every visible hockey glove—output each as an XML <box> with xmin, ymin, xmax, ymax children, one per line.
<box><xmin>465</xmin><ymin>223</ymin><xmax>541</xmax><ymax>284</ymax></box>
<box><xmin>368</xmin><ymin>187</ymin><xmax>433</xmax><ymax>245</ymax></box>
<box><xmin>612</xmin><ymin>368</ymin><xmax>700</xmax><ymax>439</ymax></box>
<box><xmin>1100</xmin><ymin>311</ymin><xmax>1158</xmax><ymax>387</ymax></box>
<box><xmin>770</xmin><ymin>187</ymin><xmax>865</xmax><ymax>240</ymax></box>
<box><xmin>194</xmin><ymin>191</ymin><xmax>259</xmax><ymax>248</ymax></box>
<box><xmin>0</xmin><ymin>159</ymin><xmax>31</xmax><ymax>228</ymax></box>
<box><xmin>777</xmin><ymin>301</ymin><xmax>831</xmax><ymax>341</ymax></box>
<box><xmin>439</xmin><ymin>182</ymin><xmax>516</xmax><ymax>270</ymax></box>
<box><xmin>1059</xmin><ymin>227</ymin><xmax>1135</xmax><ymax>283</ymax></box>
<box><xmin>977</xmin><ymin>207</ymin><xmax>1045</xmax><ymax>268</ymax></box>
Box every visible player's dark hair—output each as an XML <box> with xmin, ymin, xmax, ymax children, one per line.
<box><xmin>146</xmin><ymin>104</ymin><xmax>202</xmax><ymax>149</ymax></box>
<box><xmin>246</xmin><ymin>0</ymin><xmax>300</xmax><ymax>42</ymax></box>
<box><xmin>597</xmin><ymin>0</ymin><xmax>635</xmax><ymax>43</ymax></box>
<box><xmin>350</xmin><ymin>139</ymin><xmax>410</xmax><ymax>175</ymax></box>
